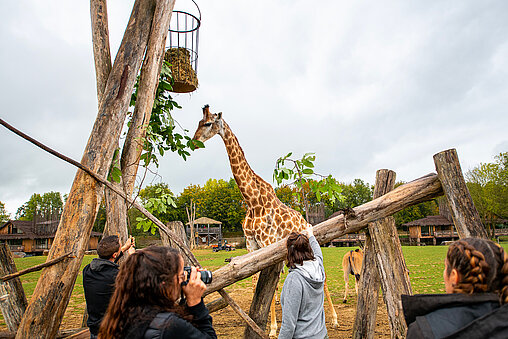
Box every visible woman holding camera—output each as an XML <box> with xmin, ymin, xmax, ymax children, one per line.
<box><xmin>99</xmin><ymin>245</ymin><xmax>217</xmax><ymax>339</ymax></box>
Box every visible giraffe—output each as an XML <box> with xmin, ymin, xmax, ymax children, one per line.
<box><xmin>193</xmin><ymin>105</ymin><xmax>338</xmax><ymax>336</ymax></box>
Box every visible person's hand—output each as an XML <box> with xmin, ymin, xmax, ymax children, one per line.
<box><xmin>121</xmin><ymin>236</ymin><xmax>135</xmax><ymax>253</ymax></box>
<box><xmin>182</xmin><ymin>266</ymin><xmax>206</xmax><ymax>307</ymax></box>
<box><xmin>304</xmin><ymin>225</ymin><xmax>314</xmax><ymax>237</ymax></box>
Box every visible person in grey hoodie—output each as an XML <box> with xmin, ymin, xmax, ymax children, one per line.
<box><xmin>279</xmin><ymin>226</ymin><xmax>328</xmax><ymax>339</ymax></box>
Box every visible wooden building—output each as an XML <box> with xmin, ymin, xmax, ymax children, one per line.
<box><xmin>186</xmin><ymin>216</ymin><xmax>223</xmax><ymax>246</ymax></box>
<box><xmin>0</xmin><ymin>219</ymin><xmax>101</xmax><ymax>254</ymax></box>
<box><xmin>403</xmin><ymin>215</ymin><xmax>458</xmax><ymax>245</ymax></box>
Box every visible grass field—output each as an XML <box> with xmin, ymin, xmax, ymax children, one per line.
<box><xmin>2</xmin><ymin>244</ymin><xmax>507</xmax><ymax>330</ymax></box>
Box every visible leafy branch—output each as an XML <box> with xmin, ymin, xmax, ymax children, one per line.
<box><xmin>273</xmin><ymin>152</ymin><xmax>344</xmax><ymax>220</ymax></box>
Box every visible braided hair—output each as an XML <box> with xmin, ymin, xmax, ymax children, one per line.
<box><xmin>446</xmin><ymin>238</ymin><xmax>508</xmax><ymax>303</ymax></box>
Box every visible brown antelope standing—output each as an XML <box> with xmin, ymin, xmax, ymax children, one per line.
<box><xmin>342</xmin><ymin>248</ymin><xmax>364</xmax><ymax>303</ymax></box>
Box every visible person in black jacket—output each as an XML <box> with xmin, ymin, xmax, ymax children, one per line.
<box><xmin>402</xmin><ymin>237</ymin><xmax>508</xmax><ymax>339</ymax></box>
<box><xmin>99</xmin><ymin>245</ymin><xmax>217</xmax><ymax>339</ymax></box>
<box><xmin>83</xmin><ymin>235</ymin><xmax>135</xmax><ymax>339</ymax></box>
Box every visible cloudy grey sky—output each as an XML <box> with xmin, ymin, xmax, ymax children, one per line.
<box><xmin>1</xmin><ymin>0</ymin><xmax>507</xmax><ymax>216</ymax></box>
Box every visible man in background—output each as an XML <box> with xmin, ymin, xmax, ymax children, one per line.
<box><xmin>83</xmin><ymin>235</ymin><xmax>135</xmax><ymax>339</ymax></box>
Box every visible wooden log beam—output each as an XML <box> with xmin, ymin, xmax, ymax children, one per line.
<box><xmin>205</xmin><ymin>296</ymin><xmax>229</xmax><ymax>314</ymax></box>
<box><xmin>205</xmin><ymin>173</ymin><xmax>443</xmax><ymax>296</ymax></box>
<box><xmin>15</xmin><ymin>1</ymin><xmax>157</xmax><ymax>337</ymax></box>
<box><xmin>434</xmin><ymin>149</ymin><xmax>488</xmax><ymax>239</ymax></box>
<box><xmin>0</xmin><ymin>252</ymin><xmax>73</xmax><ymax>283</ymax></box>
<box><xmin>0</xmin><ymin>244</ymin><xmax>28</xmax><ymax>332</ymax></box>
<box><xmin>0</xmin><ymin>327</ymin><xmax>89</xmax><ymax>339</ymax></box>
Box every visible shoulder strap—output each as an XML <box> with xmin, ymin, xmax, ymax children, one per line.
<box><xmin>144</xmin><ymin>312</ymin><xmax>175</xmax><ymax>339</ymax></box>
<box><xmin>149</xmin><ymin>312</ymin><xmax>174</xmax><ymax>330</ymax></box>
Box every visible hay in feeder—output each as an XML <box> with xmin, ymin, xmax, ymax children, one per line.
<box><xmin>164</xmin><ymin>48</ymin><xmax>198</xmax><ymax>93</ymax></box>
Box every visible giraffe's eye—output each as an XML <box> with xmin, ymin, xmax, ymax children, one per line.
<box><xmin>203</xmin><ymin>122</ymin><xmax>212</xmax><ymax>127</ymax></box>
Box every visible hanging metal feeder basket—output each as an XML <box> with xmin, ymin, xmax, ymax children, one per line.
<box><xmin>165</xmin><ymin>1</ymin><xmax>201</xmax><ymax>93</ymax></box>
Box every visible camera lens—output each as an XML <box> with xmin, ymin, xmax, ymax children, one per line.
<box><xmin>200</xmin><ymin>270</ymin><xmax>213</xmax><ymax>284</ymax></box>
<box><xmin>182</xmin><ymin>266</ymin><xmax>213</xmax><ymax>284</ymax></box>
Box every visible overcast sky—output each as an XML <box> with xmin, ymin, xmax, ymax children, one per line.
<box><xmin>1</xmin><ymin>0</ymin><xmax>507</xmax><ymax>216</ymax></box>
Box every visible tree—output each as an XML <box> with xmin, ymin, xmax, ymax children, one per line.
<box><xmin>15</xmin><ymin>192</ymin><xmax>63</xmax><ymax>221</ymax></box>
<box><xmin>466</xmin><ymin>152</ymin><xmax>508</xmax><ymax>235</ymax></box>
<box><xmin>337</xmin><ymin>179</ymin><xmax>373</xmax><ymax>210</ymax></box>
<box><xmin>0</xmin><ymin>201</ymin><xmax>10</xmax><ymax>223</ymax></box>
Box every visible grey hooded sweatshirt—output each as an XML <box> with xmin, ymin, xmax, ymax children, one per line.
<box><xmin>278</xmin><ymin>235</ymin><xmax>327</xmax><ymax>339</ymax></box>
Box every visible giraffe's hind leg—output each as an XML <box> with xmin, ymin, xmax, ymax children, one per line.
<box><xmin>324</xmin><ymin>280</ymin><xmax>338</xmax><ymax>328</ymax></box>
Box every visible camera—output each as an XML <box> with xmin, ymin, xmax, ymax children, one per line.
<box><xmin>183</xmin><ymin>266</ymin><xmax>213</xmax><ymax>285</ymax></box>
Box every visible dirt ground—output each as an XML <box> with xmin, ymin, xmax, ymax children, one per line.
<box><xmin>207</xmin><ymin>287</ymin><xmax>391</xmax><ymax>339</ymax></box>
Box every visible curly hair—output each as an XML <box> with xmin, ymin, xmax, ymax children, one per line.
<box><xmin>98</xmin><ymin>246</ymin><xmax>190</xmax><ymax>338</ymax></box>
<box><xmin>286</xmin><ymin>232</ymin><xmax>315</xmax><ymax>269</ymax></box>
<box><xmin>446</xmin><ymin>238</ymin><xmax>508</xmax><ymax>303</ymax></box>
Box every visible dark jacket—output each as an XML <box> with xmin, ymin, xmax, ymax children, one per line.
<box><xmin>402</xmin><ymin>293</ymin><xmax>508</xmax><ymax>339</ymax></box>
<box><xmin>83</xmin><ymin>258</ymin><xmax>119</xmax><ymax>336</ymax></box>
<box><xmin>123</xmin><ymin>300</ymin><xmax>217</xmax><ymax>339</ymax></box>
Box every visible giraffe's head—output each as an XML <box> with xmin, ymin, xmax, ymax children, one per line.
<box><xmin>193</xmin><ymin>104</ymin><xmax>224</xmax><ymax>143</ymax></box>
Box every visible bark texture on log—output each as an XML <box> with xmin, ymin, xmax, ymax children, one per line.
<box><xmin>205</xmin><ymin>296</ymin><xmax>229</xmax><ymax>314</ymax></box>
<box><xmin>90</xmin><ymin>0</ymin><xmax>112</xmax><ymax>100</ymax></box>
<box><xmin>104</xmin><ymin>0</ymin><xmax>175</xmax><ymax>252</ymax></box>
<box><xmin>205</xmin><ymin>173</ymin><xmax>443</xmax><ymax>296</ymax></box>
<box><xmin>369</xmin><ymin>170</ymin><xmax>411</xmax><ymax>338</ymax></box>
<box><xmin>160</xmin><ymin>221</ymin><xmax>188</xmax><ymax>251</ymax></box>
<box><xmin>15</xmin><ymin>1</ymin><xmax>156</xmax><ymax>337</ymax></box>
<box><xmin>352</xmin><ymin>234</ymin><xmax>380</xmax><ymax>339</ymax></box>
<box><xmin>0</xmin><ymin>244</ymin><xmax>27</xmax><ymax>332</ymax></box>
<box><xmin>244</xmin><ymin>263</ymin><xmax>283</xmax><ymax>339</ymax></box>
<box><xmin>433</xmin><ymin>149</ymin><xmax>488</xmax><ymax>239</ymax></box>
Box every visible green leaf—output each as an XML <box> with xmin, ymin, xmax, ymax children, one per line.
<box><xmin>302</xmin><ymin>168</ymin><xmax>314</xmax><ymax>175</ymax></box>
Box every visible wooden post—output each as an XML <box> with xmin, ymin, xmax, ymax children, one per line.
<box><xmin>0</xmin><ymin>244</ymin><xmax>28</xmax><ymax>332</ymax></box>
<box><xmin>353</xmin><ymin>234</ymin><xmax>380</xmax><ymax>339</ymax></box>
<box><xmin>15</xmin><ymin>1</ymin><xmax>158</xmax><ymax>337</ymax></box>
<box><xmin>244</xmin><ymin>263</ymin><xmax>283</xmax><ymax>339</ymax></box>
<box><xmin>103</xmin><ymin>0</ymin><xmax>176</xmax><ymax>245</ymax></box>
<box><xmin>369</xmin><ymin>170</ymin><xmax>411</xmax><ymax>338</ymax></box>
<box><xmin>353</xmin><ymin>169</ymin><xmax>397</xmax><ymax>339</ymax></box>
<box><xmin>204</xmin><ymin>173</ymin><xmax>442</xmax><ymax>296</ymax></box>
<box><xmin>434</xmin><ymin>149</ymin><xmax>488</xmax><ymax>239</ymax></box>
<box><xmin>161</xmin><ymin>221</ymin><xmax>189</xmax><ymax>262</ymax></box>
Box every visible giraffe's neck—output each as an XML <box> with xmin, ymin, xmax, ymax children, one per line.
<box><xmin>220</xmin><ymin>121</ymin><xmax>271</xmax><ymax>208</ymax></box>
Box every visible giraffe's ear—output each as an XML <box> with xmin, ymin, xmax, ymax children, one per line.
<box><xmin>217</xmin><ymin>112</ymin><xmax>222</xmax><ymax>120</ymax></box>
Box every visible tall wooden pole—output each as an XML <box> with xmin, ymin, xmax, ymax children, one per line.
<box><xmin>434</xmin><ymin>149</ymin><xmax>488</xmax><ymax>239</ymax></box>
<box><xmin>104</xmin><ymin>0</ymin><xmax>176</xmax><ymax>244</ymax></box>
<box><xmin>15</xmin><ymin>1</ymin><xmax>157</xmax><ymax>337</ymax></box>
<box><xmin>367</xmin><ymin>170</ymin><xmax>411</xmax><ymax>338</ymax></box>
<box><xmin>353</xmin><ymin>169</ymin><xmax>396</xmax><ymax>339</ymax></box>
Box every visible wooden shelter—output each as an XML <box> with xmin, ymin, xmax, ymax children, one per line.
<box><xmin>0</xmin><ymin>220</ymin><xmax>101</xmax><ymax>254</ymax></box>
<box><xmin>186</xmin><ymin>216</ymin><xmax>222</xmax><ymax>245</ymax></box>
<box><xmin>403</xmin><ymin>215</ymin><xmax>457</xmax><ymax>245</ymax></box>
